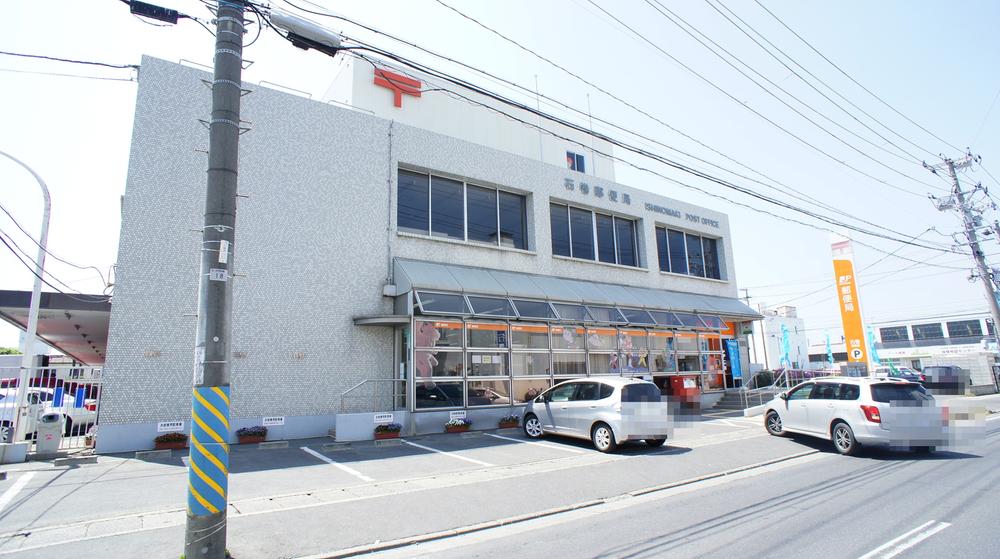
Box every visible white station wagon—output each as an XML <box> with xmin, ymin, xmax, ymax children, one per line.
<box><xmin>763</xmin><ymin>377</ymin><xmax>947</xmax><ymax>455</ymax></box>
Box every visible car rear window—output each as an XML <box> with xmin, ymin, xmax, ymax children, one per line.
<box><xmin>870</xmin><ymin>383</ymin><xmax>933</xmax><ymax>403</ymax></box>
<box><xmin>621</xmin><ymin>383</ymin><xmax>661</xmax><ymax>402</ymax></box>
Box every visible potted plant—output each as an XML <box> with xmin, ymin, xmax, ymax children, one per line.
<box><xmin>374</xmin><ymin>422</ymin><xmax>402</xmax><ymax>440</ymax></box>
<box><xmin>444</xmin><ymin>418</ymin><xmax>472</xmax><ymax>433</ymax></box>
<box><xmin>498</xmin><ymin>414</ymin><xmax>519</xmax><ymax>429</ymax></box>
<box><xmin>236</xmin><ymin>425</ymin><xmax>267</xmax><ymax>444</ymax></box>
<box><xmin>154</xmin><ymin>432</ymin><xmax>188</xmax><ymax>450</ymax></box>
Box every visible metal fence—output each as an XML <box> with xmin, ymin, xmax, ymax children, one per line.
<box><xmin>0</xmin><ymin>366</ymin><xmax>102</xmax><ymax>451</ymax></box>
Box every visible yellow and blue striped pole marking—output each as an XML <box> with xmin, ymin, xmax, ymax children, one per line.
<box><xmin>187</xmin><ymin>386</ymin><xmax>230</xmax><ymax>516</ymax></box>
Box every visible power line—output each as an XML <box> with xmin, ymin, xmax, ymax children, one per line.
<box><xmin>588</xmin><ymin>0</ymin><xmax>940</xmax><ymax>198</ymax></box>
<box><xmin>752</xmin><ymin>0</ymin><xmax>962</xmax><ymax>154</ymax></box>
<box><xmin>0</xmin><ymin>232</ymin><xmax>109</xmax><ymax>302</ymax></box>
<box><xmin>0</xmin><ymin>50</ymin><xmax>138</xmax><ymax>70</ymax></box>
<box><xmin>0</xmin><ymin>67</ymin><xmax>136</xmax><ymax>83</ymax></box>
<box><xmin>291</xmin><ymin>0</ymin><xmax>955</xmax><ymax>248</ymax></box>
<box><xmin>971</xmin><ymin>82</ymin><xmax>1000</xmax><ymax>146</ymax></box>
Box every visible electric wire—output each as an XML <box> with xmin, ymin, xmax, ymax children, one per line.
<box><xmin>422</xmin><ymin>0</ymin><xmax>951</xmax><ymax>244</ymax></box>
<box><xmin>752</xmin><ymin>0</ymin><xmax>962</xmax><ymax>154</ymax></box>
<box><xmin>272</xmin><ymin>0</ymin><xmax>960</xmax><ymax>253</ymax></box>
<box><xmin>0</xmin><ymin>50</ymin><xmax>138</xmax><ymax>70</ymax></box>
<box><xmin>0</xmin><ymin>68</ymin><xmax>136</xmax><ymax>82</ymax></box>
<box><xmin>0</xmin><ymin>233</ymin><xmax>110</xmax><ymax>302</ymax></box>
<box><xmin>587</xmin><ymin>0</ymin><xmax>940</xmax><ymax>198</ymax></box>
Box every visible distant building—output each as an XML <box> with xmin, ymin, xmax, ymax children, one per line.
<box><xmin>873</xmin><ymin>312</ymin><xmax>999</xmax><ymax>394</ymax></box>
<box><xmin>748</xmin><ymin>305</ymin><xmax>809</xmax><ymax>371</ymax></box>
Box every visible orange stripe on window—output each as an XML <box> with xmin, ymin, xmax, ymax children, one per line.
<box><xmin>432</xmin><ymin>321</ymin><xmax>462</xmax><ymax>329</ymax></box>
<box><xmin>587</xmin><ymin>328</ymin><xmax>617</xmax><ymax>336</ymax></box>
<box><xmin>620</xmin><ymin>330</ymin><xmax>647</xmax><ymax>336</ymax></box>
<box><xmin>467</xmin><ymin>323</ymin><xmax>508</xmax><ymax>331</ymax></box>
<box><xmin>648</xmin><ymin>331</ymin><xmax>674</xmax><ymax>338</ymax></box>
<box><xmin>512</xmin><ymin>325</ymin><xmax>548</xmax><ymax>333</ymax></box>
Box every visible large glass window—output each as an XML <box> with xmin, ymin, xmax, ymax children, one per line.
<box><xmin>912</xmin><ymin>323</ymin><xmax>944</xmax><ymax>340</ymax></box>
<box><xmin>429</xmin><ymin>352</ymin><xmax>465</xmax><ymax>376</ymax></box>
<box><xmin>551</xmin><ymin>326</ymin><xmax>586</xmax><ymax>350</ymax></box>
<box><xmin>398</xmin><ymin>170</ymin><xmax>429</xmax><ymax>234</ymax></box>
<box><xmin>586</xmin><ymin>328</ymin><xmax>618</xmax><ymax>351</ymax></box>
<box><xmin>675</xmin><ymin>332</ymin><xmax>698</xmax><ymax>352</ymax></box>
<box><xmin>467</xmin><ymin>380</ymin><xmax>511</xmax><ymax>406</ymax></box>
<box><xmin>552</xmin><ymin>353</ymin><xmax>586</xmax><ymax>375</ymax></box>
<box><xmin>415</xmin><ymin>380</ymin><xmax>463</xmax><ymax>408</ymax></box>
<box><xmin>467</xmin><ymin>296</ymin><xmax>516</xmax><ymax>317</ymax></box>
<box><xmin>511</xmin><ymin>352</ymin><xmax>549</xmax><ymax>375</ymax></box>
<box><xmin>686</xmin><ymin>234</ymin><xmax>705</xmax><ymax>277</ymax></box>
<box><xmin>587</xmin><ymin>306</ymin><xmax>625</xmax><ymax>323</ymax></box>
<box><xmin>466</xmin><ymin>184</ymin><xmax>498</xmax><ymax>245</ymax></box>
<box><xmin>703</xmin><ymin>237</ymin><xmax>721</xmax><ymax>279</ymax></box>
<box><xmin>512</xmin><ymin>299</ymin><xmax>557</xmax><ymax>319</ymax></box>
<box><xmin>569</xmin><ymin>207</ymin><xmax>595</xmax><ymax>260</ymax></box>
<box><xmin>467</xmin><ymin>352</ymin><xmax>506</xmax><ymax>376</ymax></box>
<box><xmin>649</xmin><ymin>331</ymin><xmax>677</xmax><ymax>373</ymax></box>
<box><xmin>415</xmin><ymin>320</ymin><xmax>463</xmax><ymax>348</ymax></box>
<box><xmin>589</xmin><ymin>353</ymin><xmax>619</xmax><ymax>375</ymax></box>
<box><xmin>415</xmin><ymin>292</ymin><xmax>468</xmax><ymax>315</ymax></box>
<box><xmin>879</xmin><ymin>326</ymin><xmax>909</xmax><ymax>342</ymax></box>
<box><xmin>511</xmin><ymin>324</ymin><xmax>550</xmax><ymax>349</ymax></box>
<box><xmin>615</xmin><ymin>217</ymin><xmax>637</xmax><ymax>267</ymax></box>
<box><xmin>550</xmin><ymin>203</ymin><xmax>571</xmax><ymax>257</ymax></box>
<box><xmin>620</xmin><ymin>308</ymin><xmax>656</xmax><ymax>325</ymax></box>
<box><xmin>552</xmin><ymin>303</ymin><xmax>592</xmax><ymax>322</ymax></box>
<box><xmin>431</xmin><ymin>176</ymin><xmax>464</xmax><ymax>240</ymax></box>
<box><xmin>667</xmin><ymin>229</ymin><xmax>687</xmax><ymax>275</ymax></box>
<box><xmin>946</xmin><ymin>320</ymin><xmax>983</xmax><ymax>338</ymax></box>
<box><xmin>674</xmin><ymin>313</ymin><xmax>706</xmax><ymax>329</ymax></box>
<box><xmin>650</xmin><ymin>311</ymin><xmax>682</xmax><ymax>327</ymax></box>
<box><xmin>499</xmin><ymin>191</ymin><xmax>527</xmax><ymax>250</ymax></box>
<box><xmin>513</xmin><ymin>378</ymin><xmax>550</xmax><ymax>403</ymax></box>
<box><xmin>399</xmin><ymin>168</ymin><xmax>527</xmax><ymax>249</ymax></box>
<box><xmin>466</xmin><ymin>322</ymin><xmax>508</xmax><ymax>348</ymax></box>
<box><xmin>655</xmin><ymin>227</ymin><xmax>669</xmax><ymax>272</ymax></box>
<box><xmin>596</xmin><ymin>213</ymin><xmax>616</xmax><ymax>264</ymax></box>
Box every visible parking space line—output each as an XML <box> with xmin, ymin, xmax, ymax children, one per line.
<box><xmin>0</xmin><ymin>472</ymin><xmax>35</xmax><ymax>514</ymax></box>
<box><xmin>401</xmin><ymin>440</ymin><xmax>495</xmax><ymax>467</ymax></box>
<box><xmin>857</xmin><ymin>520</ymin><xmax>951</xmax><ymax>559</ymax></box>
<box><xmin>484</xmin><ymin>433</ymin><xmax>586</xmax><ymax>454</ymax></box>
<box><xmin>300</xmin><ymin>447</ymin><xmax>374</xmax><ymax>482</ymax></box>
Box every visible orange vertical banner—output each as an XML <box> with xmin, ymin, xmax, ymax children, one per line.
<box><xmin>832</xmin><ymin>239</ymin><xmax>867</xmax><ymax>363</ymax></box>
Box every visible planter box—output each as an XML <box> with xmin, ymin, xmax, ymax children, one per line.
<box><xmin>238</xmin><ymin>435</ymin><xmax>266</xmax><ymax>445</ymax></box>
<box><xmin>498</xmin><ymin>422</ymin><xmax>519</xmax><ymax>429</ymax></box>
<box><xmin>374</xmin><ymin>432</ymin><xmax>400</xmax><ymax>440</ymax></box>
<box><xmin>154</xmin><ymin>441</ymin><xmax>188</xmax><ymax>451</ymax></box>
<box><xmin>445</xmin><ymin>426</ymin><xmax>470</xmax><ymax>434</ymax></box>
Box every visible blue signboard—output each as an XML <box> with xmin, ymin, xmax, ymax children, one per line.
<box><xmin>725</xmin><ymin>339</ymin><xmax>742</xmax><ymax>379</ymax></box>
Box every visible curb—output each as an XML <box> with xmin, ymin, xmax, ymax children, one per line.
<box><xmin>53</xmin><ymin>456</ymin><xmax>98</xmax><ymax>467</ymax></box>
<box><xmin>297</xmin><ymin>449</ymin><xmax>820</xmax><ymax>559</ymax></box>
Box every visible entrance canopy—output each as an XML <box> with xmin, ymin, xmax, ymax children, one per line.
<box><xmin>393</xmin><ymin>259</ymin><xmax>760</xmax><ymax>324</ymax></box>
<box><xmin>0</xmin><ymin>290</ymin><xmax>111</xmax><ymax>365</ymax></box>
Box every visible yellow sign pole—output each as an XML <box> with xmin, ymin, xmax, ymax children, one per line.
<box><xmin>831</xmin><ymin>239</ymin><xmax>868</xmax><ymax>366</ymax></box>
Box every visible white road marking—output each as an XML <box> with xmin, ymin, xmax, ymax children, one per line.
<box><xmin>857</xmin><ymin>520</ymin><xmax>952</xmax><ymax>559</ymax></box>
<box><xmin>985</xmin><ymin>413</ymin><xmax>1000</xmax><ymax>422</ymax></box>
<box><xmin>484</xmin><ymin>433</ymin><xmax>586</xmax><ymax>454</ymax></box>
<box><xmin>300</xmin><ymin>446</ymin><xmax>374</xmax><ymax>482</ymax></box>
<box><xmin>401</xmin><ymin>440</ymin><xmax>495</xmax><ymax>467</ymax></box>
<box><xmin>0</xmin><ymin>471</ymin><xmax>35</xmax><ymax>514</ymax></box>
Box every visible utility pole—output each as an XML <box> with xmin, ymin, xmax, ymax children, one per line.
<box><xmin>184</xmin><ymin>1</ymin><xmax>244</xmax><ymax>557</ymax></box>
<box><xmin>939</xmin><ymin>155</ymin><xmax>1000</xmax><ymax>348</ymax></box>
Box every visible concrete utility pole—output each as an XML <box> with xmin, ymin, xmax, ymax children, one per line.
<box><xmin>943</xmin><ymin>156</ymin><xmax>1000</xmax><ymax>344</ymax></box>
<box><xmin>0</xmin><ymin>150</ymin><xmax>50</xmax><ymax>444</ymax></box>
<box><xmin>184</xmin><ymin>1</ymin><xmax>244</xmax><ymax>557</ymax></box>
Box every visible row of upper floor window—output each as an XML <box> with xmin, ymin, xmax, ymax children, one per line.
<box><xmin>396</xmin><ymin>168</ymin><xmax>724</xmax><ymax>281</ymax></box>
<box><xmin>878</xmin><ymin>318</ymin><xmax>993</xmax><ymax>342</ymax></box>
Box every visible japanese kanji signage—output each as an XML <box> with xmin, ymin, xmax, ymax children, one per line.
<box><xmin>832</xmin><ymin>239</ymin><xmax>867</xmax><ymax>363</ymax></box>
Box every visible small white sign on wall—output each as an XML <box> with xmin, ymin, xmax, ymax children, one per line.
<box><xmin>262</xmin><ymin>416</ymin><xmax>285</xmax><ymax>427</ymax></box>
<box><xmin>373</xmin><ymin>413</ymin><xmax>394</xmax><ymax>425</ymax></box>
<box><xmin>158</xmin><ymin>420</ymin><xmax>184</xmax><ymax>432</ymax></box>
<box><xmin>449</xmin><ymin>410</ymin><xmax>466</xmax><ymax>421</ymax></box>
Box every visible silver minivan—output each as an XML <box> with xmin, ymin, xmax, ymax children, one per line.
<box><xmin>521</xmin><ymin>377</ymin><xmax>673</xmax><ymax>452</ymax></box>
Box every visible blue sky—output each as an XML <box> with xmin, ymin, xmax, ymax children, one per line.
<box><xmin>1</xmin><ymin>0</ymin><xmax>998</xmax><ymax>350</ymax></box>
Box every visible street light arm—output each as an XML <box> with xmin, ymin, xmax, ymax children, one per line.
<box><xmin>0</xmin><ymin>149</ymin><xmax>51</xmax><ymax>444</ymax></box>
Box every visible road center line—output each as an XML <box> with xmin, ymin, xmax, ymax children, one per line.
<box><xmin>484</xmin><ymin>433</ymin><xmax>585</xmax><ymax>454</ymax></box>
<box><xmin>300</xmin><ymin>447</ymin><xmax>374</xmax><ymax>482</ymax></box>
<box><xmin>401</xmin><ymin>440</ymin><xmax>495</xmax><ymax>467</ymax></box>
<box><xmin>0</xmin><ymin>472</ymin><xmax>35</xmax><ymax>514</ymax></box>
<box><xmin>857</xmin><ymin>520</ymin><xmax>951</xmax><ymax>559</ymax></box>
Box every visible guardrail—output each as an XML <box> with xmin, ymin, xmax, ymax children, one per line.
<box><xmin>339</xmin><ymin>378</ymin><xmax>406</xmax><ymax>415</ymax></box>
<box><xmin>739</xmin><ymin>368</ymin><xmax>842</xmax><ymax>409</ymax></box>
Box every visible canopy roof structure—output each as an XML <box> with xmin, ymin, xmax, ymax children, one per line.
<box><xmin>0</xmin><ymin>290</ymin><xmax>110</xmax><ymax>365</ymax></box>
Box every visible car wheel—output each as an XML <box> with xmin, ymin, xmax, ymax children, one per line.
<box><xmin>765</xmin><ymin>411</ymin><xmax>785</xmax><ymax>437</ymax></box>
<box><xmin>523</xmin><ymin>414</ymin><xmax>543</xmax><ymax>439</ymax></box>
<box><xmin>644</xmin><ymin>438</ymin><xmax>667</xmax><ymax>447</ymax></box>
<box><xmin>0</xmin><ymin>421</ymin><xmax>10</xmax><ymax>444</ymax></box>
<box><xmin>914</xmin><ymin>446</ymin><xmax>936</xmax><ymax>454</ymax></box>
<box><xmin>832</xmin><ymin>422</ymin><xmax>858</xmax><ymax>456</ymax></box>
<box><xmin>64</xmin><ymin>417</ymin><xmax>74</xmax><ymax>437</ymax></box>
<box><xmin>591</xmin><ymin>422</ymin><xmax>617</xmax><ymax>453</ymax></box>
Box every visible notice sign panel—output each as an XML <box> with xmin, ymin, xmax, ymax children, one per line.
<box><xmin>373</xmin><ymin>413</ymin><xmax>394</xmax><ymax>425</ymax></box>
<box><xmin>449</xmin><ymin>410</ymin><xmax>466</xmax><ymax>421</ymax></box>
<box><xmin>158</xmin><ymin>420</ymin><xmax>184</xmax><ymax>432</ymax></box>
<box><xmin>832</xmin><ymin>239</ymin><xmax>867</xmax><ymax>363</ymax></box>
<box><xmin>262</xmin><ymin>416</ymin><xmax>285</xmax><ymax>427</ymax></box>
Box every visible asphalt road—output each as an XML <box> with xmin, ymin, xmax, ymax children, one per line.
<box><xmin>374</xmin><ymin>417</ymin><xmax>1000</xmax><ymax>559</ymax></box>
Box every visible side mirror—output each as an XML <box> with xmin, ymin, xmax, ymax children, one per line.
<box><xmin>779</xmin><ymin>392</ymin><xmax>788</xmax><ymax>401</ymax></box>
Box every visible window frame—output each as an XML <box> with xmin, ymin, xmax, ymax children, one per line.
<box><xmin>551</xmin><ymin>202</ymin><xmax>641</xmax><ymax>268</ymax></box>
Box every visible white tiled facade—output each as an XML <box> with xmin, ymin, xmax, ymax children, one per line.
<box><xmin>100</xmin><ymin>56</ymin><xmax>745</xmax><ymax>452</ymax></box>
